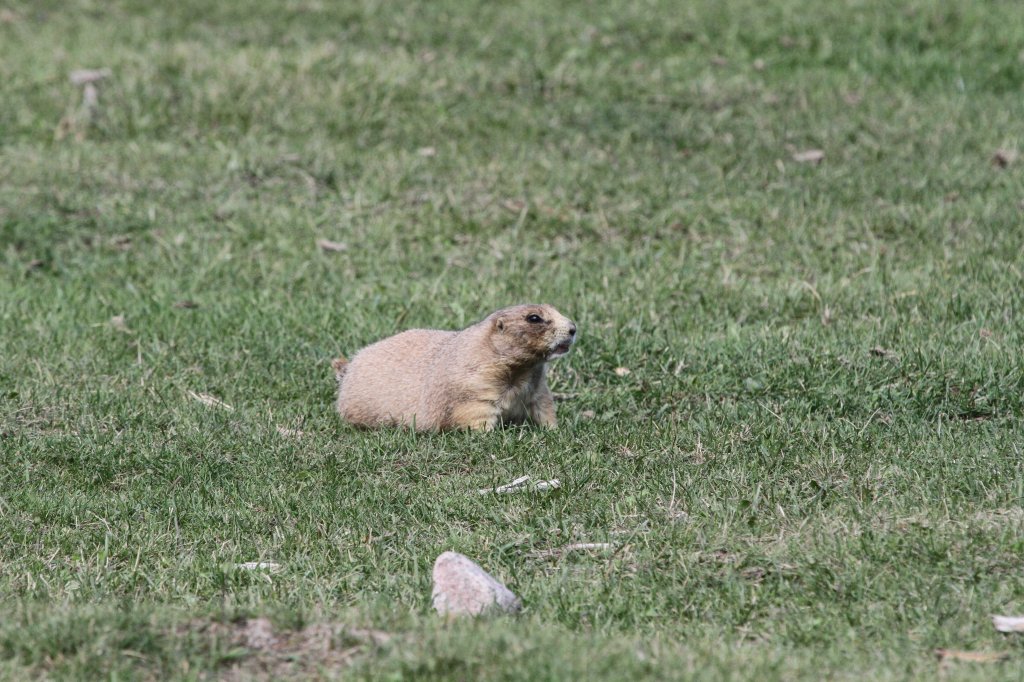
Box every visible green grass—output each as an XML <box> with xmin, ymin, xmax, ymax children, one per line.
<box><xmin>3</xmin><ymin>0</ymin><xmax>1024</xmax><ymax>678</ymax></box>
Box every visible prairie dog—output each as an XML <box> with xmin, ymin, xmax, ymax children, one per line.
<box><xmin>332</xmin><ymin>304</ymin><xmax>577</xmax><ymax>431</ymax></box>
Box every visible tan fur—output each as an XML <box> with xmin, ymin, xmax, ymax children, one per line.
<box><xmin>333</xmin><ymin>304</ymin><xmax>577</xmax><ymax>431</ymax></box>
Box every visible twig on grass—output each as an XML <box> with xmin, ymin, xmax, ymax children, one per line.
<box><xmin>235</xmin><ymin>561</ymin><xmax>283</xmax><ymax>573</ymax></box>
<box><xmin>478</xmin><ymin>475</ymin><xmax>561</xmax><ymax>495</ymax></box>
<box><xmin>528</xmin><ymin>542</ymin><xmax>616</xmax><ymax>559</ymax></box>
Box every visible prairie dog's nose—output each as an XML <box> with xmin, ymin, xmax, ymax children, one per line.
<box><xmin>568</xmin><ymin>325</ymin><xmax>577</xmax><ymax>337</ymax></box>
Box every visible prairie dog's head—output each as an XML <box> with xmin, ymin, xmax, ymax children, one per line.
<box><xmin>487</xmin><ymin>304</ymin><xmax>577</xmax><ymax>365</ymax></box>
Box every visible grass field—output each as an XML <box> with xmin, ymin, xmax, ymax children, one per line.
<box><xmin>3</xmin><ymin>0</ymin><xmax>1024</xmax><ymax>678</ymax></box>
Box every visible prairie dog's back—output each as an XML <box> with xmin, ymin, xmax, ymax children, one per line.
<box><xmin>336</xmin><ymin>329</ymin><xmax>453</xmax><ymax>427</ymax></box>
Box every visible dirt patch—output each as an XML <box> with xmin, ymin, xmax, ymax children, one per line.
<box><xmin>187</xmin><ymin>617</ymin><xmax>391</xmax><ymax>680</ymax></box>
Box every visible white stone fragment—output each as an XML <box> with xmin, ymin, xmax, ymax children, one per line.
<box><xmin>993</xmin><ymin>615</ymin><xmax>1024</xmax><ymax>633</ymax></box>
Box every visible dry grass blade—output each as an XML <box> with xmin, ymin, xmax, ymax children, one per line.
<box><xmin>69</xmin><ymin>68</ymin><xmax>111</xmax><ymax>85</ymax></box>
<box><xmin>934</xmin><ymin>649</ymin><xmax>1009</xmax><ymax>663</ymax></box>
<box><xmin>316</xmin><ymin>239</ymin><xmax>349</xmax><ymax>252</ymax></box>
<box><xmin>276</xmin><ymin>426</ymin><xmax>305</xmax><ymax>438</ymax></box>
<box><xmin>501</xmin><ymin>199</ymin><xmax>526</xmax><ymax>213</ymax></box>
<box><xmin>187</xmin><ymin>391</ymin><xmax>234</xmax><ymax>411</ymax></box>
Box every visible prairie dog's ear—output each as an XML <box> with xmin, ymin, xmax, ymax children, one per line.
<box><xmin>492</xmin><ymin>314</ymin><xmax>506</xmax><ymax>331</ymax></box>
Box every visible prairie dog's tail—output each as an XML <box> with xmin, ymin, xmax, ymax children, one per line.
<box><xmin>331</xmin><ymin>356</ymin><xmax>349</xmax><ymax>387</ymax></box>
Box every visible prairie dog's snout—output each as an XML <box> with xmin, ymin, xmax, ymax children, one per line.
<box><xmin>546</xmin><ymin>312</ymin><xmax>577</xmax><ymax>358</ymax></box>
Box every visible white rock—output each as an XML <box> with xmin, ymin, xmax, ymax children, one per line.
<box><xmin>431</xmin><ymin>551</ymin><xmax>521</xmax><ymax>617</ymax></box>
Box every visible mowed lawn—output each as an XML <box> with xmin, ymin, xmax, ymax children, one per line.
<box><xmin>2</xmin><ymin>0</ymin><xmax>1024</xmax><ymax>678</ymax></box>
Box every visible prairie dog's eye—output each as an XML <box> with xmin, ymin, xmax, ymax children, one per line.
<box><xmin>526</xmin><ymin>314</ymin><xmax>544</xmax><ymax>323</ymax></box>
